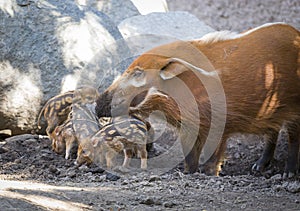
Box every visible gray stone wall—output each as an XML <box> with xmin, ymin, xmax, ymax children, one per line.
<box><xmin>167</xmin><ymin>0</ymin><xmax>300</xmax><ymax>31</ymax></box>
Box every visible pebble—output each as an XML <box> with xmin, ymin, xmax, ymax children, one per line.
<box><xmin>67</xmin><ymin>170</ymin><xmax>77</xmax><ymax>178</ymax></box>
<box><xmin>121</xmin><ymin>180</ymin><xmax>129</xmax><ymax>185</ymax></box>
<box><xmin>14</xmin><ymin>158</ymin><xmax>21</xmax><ymax>164</ymax></box>
<box><xmin>149</xmin><ymin>175</ymin><xmax>161</xmax><ymax>182</ymax></box>
<box><xmin>106</xmin><ymin>172</ymin><xmax>120</xmax><ymax>181</ymax></box>
<box><xmin>163</xmin><ymin>201</ymin><xmax>176</xmax><ymax>208</ymax></box>
<box><xmin>29</xmin><ymin>165</ymin><xmax>35</xmax><ymax>172</ymax></box>
<box><xmin>24</xmin><ymin>138</ymin><xmax>37</xmax><ymax>145</ymax></box>
<box><xmin>234</xmin><ymin>152</ymin><xmax>241</xmax><ymax>159</ymax></box>
<box><xmin>140</xmin><ymin>181</ymin><xmax>152</xmax><ymax>187</ymax></box>
<box><xmin>78</xmin><ymin>165</ymin><xmax>89</xmax><ymax>171</ymax></box>
<box><xmin>91</xmin><ymin>175</ymin><xmax>104</xmax><ymax>182</ymax></box>
<box><xmin>270</xmin><ymin>174</ymin><xmax>282</xmax><ymax>181</ymax></box>
<box><xmin>0</xmin><ymin>146</ymin><xmax>8</xmax><ymax>154</ymax></box>
<box><xmin>89</xmin><ymin>167</ymin><xmax>105</xmax><ymax>174</ymax></box>
<box><xmin>285</xmin><ymin>181</ymin><xmax>300</xmax><ymax>193</ymax></box>
<box><xmin>49</xmin><ymin>165</ymin><xmax>57</xmax><ymax>174</ymax></box>
<box><xmin>140</xmin><ymin>197</ymin><xmax>155</xmax><ymax>205</ymax></box>
<box><xmin>140</xmin><ymin>197</ymin><xmax>161</xmax><ymax>206</ymax></box>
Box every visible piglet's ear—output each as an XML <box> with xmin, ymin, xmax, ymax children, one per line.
<box><xmin>54</xmin><ymin>127</ymin><xmax>60</xmax><ymax>135</ymax></box>
<box><xmin>159</xmin><ymin>59</ymin><xmax>187</xmax><ymax>80</ymax></box>
<box><xmin>92</xmin><ymin>138</ymin><xmax>99</xmax><ymax>147</ymax></box>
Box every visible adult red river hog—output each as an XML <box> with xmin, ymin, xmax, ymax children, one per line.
<box><xmin>95</xmin><ymin>23</ymin><xmax>300</xmax><ymax>176</ymax></box>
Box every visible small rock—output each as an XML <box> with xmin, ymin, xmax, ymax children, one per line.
<box><xmin>91</xmin><ymin>175</ymin><xmax>104</xmax><ymax>182</ymax></box>
<box><xmin>149</xmin><ymin>175</ymin><xmax>161</xmax><ymax>182</ymax></box>
<box><xmin>209</xmin><ymin>178</ymin><xmax>216</xmax><ymax>183</ymax></box>
<box><xmin>29</xmin><ymin>165</ymin><xmax>35</xmax><ymax>172</ymax></box>
<box><xmin>140</xmin><ymin>198</ymin><xmax>154</xmax><ymax>205</ymax></box>
<box><xmin>140</xmin><ymin>181</ymin><xmax>152</xmax><ymax>187</ymax></box>
<box><xmin>163</xmin><ymin>201</ymin><xmax>176</xmax><ymax>208</ymax></box>
<box><xmin>24</xmin><ymin>138</ymin><xmax>37</xmax><ymax>145</ymax></box>
<box><xmin>67</xmin><ymin>170</ymin><xmax>77</xmax><ymax>178</ymax></box>
<box><xmin>285</xmin><ymin>181</ymin><xmax>300</xmax><ymax>193</ymax></box>
<box><xmin>86</xmin><ymin>172</ymin><xmax>93</xmax><ymax>177</ymax></box>
<box><xmin>234</xmin><ymin>152</ymin><xmax>241</xmax><ymax>159</ymax></box>
<box><xmin>14</xmin><ymin>159</ymin><xmax>21</xmax><ymax>164</ymax></box>
<box><xmin>270</xmin><ymin>174</ymin><xmax>282</xmax><ymax>180</ymax></box>
<box><xmin>78</xmin><ymin>165</ymin><xmax>89</xmax><ymax>171</ymax></box>
<box><xmin>140</xmin><ymin>197</ymin><xmax>161</xmax><ymax>205</ymax></box>
<box><xmin>184</xmin><ymin>182</ymin><xmax>190</xmax><ymax>188</ymax></box>
<box><xmin>0</xmin><ymin>147</ymin><xmax>8</xmax><ymax>154</ymax></box>
<box><xmin>89</xmin><ymin>167</ymin><xmax>105</xmax><ymax>174</ymax></box>
<box><xmin>121</xmin><ymin>180</ymin><xmax>129</xmax><ymax>185</ymax></box>
<box><xmin>49</xmin><ymin>165</ymin><xmax>57</xmax><ymax>174</ymax></box>
<box><xmin>106</xmin><ymin>172</ymin><xmax>120</xmax><ymax>181</ymax></box>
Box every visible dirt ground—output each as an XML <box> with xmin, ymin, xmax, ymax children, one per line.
<box><xmin>0</xmin><ymin>129</ymin><xmax>299</xmax><ymax>210</ymax></box>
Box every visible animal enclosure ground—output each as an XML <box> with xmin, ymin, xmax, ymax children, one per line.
<box><xmin>0</xmin><ymin>133</ymin><xmax>299</xmax><ymax>210</ymax></box>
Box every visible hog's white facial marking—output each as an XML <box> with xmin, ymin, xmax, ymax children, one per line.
<box><xmin>119</xmin><ymin>68</ymin><xmax>146</xmax><ymax>89</ymax></box>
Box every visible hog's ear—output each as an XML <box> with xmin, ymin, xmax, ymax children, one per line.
<box><xmin>159</xmin><ymin>60</ymin><xmax>187</xmax><ymax>80</ymax></box>
<box><xmin>164</xmin><ymin>57</ymin><xmax>218</xmax><ymax>78</ymax></box>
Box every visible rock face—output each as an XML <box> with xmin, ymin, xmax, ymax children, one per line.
<box><xmin>83</xmin><ymin>0</ymin><xmax>140</xmax><ymax>25</ymax></box>
<box><xmin>131</xmin><ymin>0</ymin><xmax>168</xmax><ymax>15</ymax></box>
<box><xmin>119</xmin><ymin>11</ymin><xmax>214</xmax><ymax>40</ymax></box>
<box><xmin>118</xmin><ymin>11</ymin><xmax>215</xmax><ymax>53</ymax></box>
<box><xmin>0</xmin><ymin>0</ymin><xmax>136</xmax><ymax>134</ymax></box>
<box><xmin>0</xmin><ymin>0</ymin><xmax>215</xmax><ymax>135</ymax></box>
<box><xmin>167</xmin><ymin>0</ymin><xmax>300</xmax><ymax>31</ymax></box>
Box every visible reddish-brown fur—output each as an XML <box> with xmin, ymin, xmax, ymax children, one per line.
<box><xmin>96</xmin><ymin>23</ymin><xmax>300</xmax><ymax>175</ymax></box>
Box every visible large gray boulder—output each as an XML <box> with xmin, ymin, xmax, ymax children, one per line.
<box><xmin>118</xmin><ymin>11</ymin><xmax>215</xmax><ymax>54</ymax></box>
<box><xmin>131</xmin><ymin>0</ymin><xmax>168</xmax><ymax>15</ymax></box>
<box><xmin>82</xmin><ymin>0</ymin><xmax>140</xmax><ymax>25</ymax></box>
<box><xmin>0</xmin><ymin>0</ymin><xmax>136</xmax><ymax>135</ymax></box>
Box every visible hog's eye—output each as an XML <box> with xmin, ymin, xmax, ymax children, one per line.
<box><xmin>129</xmin><ymin>68</ymin><xmax>146</xmax><ymax>87</ymax></box>
<box><xmin>132</xmin><ymin>69</ymin><xmax>144</xmax><ymax>78</ymax></box>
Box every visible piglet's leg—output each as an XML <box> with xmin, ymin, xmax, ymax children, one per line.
<box><xmin>123</xmin><ymin>149</ymin><xmax>133</xmax><ymax>168</ymax></box>
<box><xmin>139</xmin><ymin>145</ymin><xmax>148</xmax><ymax>169</ymax></box>
<box><xmin>65</xmin><ymin>139</ymin><xmax>71</xmax><ymax>160</ymax></box>
<box><xmin>106</xmin><ymin>150</ymin><xmax>117</xmax><ymax>169</ymax></box>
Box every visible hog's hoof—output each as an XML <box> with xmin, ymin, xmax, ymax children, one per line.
<box><xmin>251</xmin><ymin>163</ymin><xmax>264</xmax><ymax>175</ymax></box>
<box><xmin>252</xmin><ymin>163</ymin><xmax>274</xmax><ymax>178</ymax></box>
<box><xmin>106</xmin><ymin>172</ymin><xmax>120</xmax><ymax>181</ymax></box>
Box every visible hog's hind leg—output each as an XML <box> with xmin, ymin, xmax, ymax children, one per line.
<box><xmin>283</xmin><ymin>121</ymin><xmax>300</xmax><ymax>178</ymax></box>
<box><xmin>252</xmin><ymin>129</ymin><xmax>278</xmax><ymax>174</ymax></box>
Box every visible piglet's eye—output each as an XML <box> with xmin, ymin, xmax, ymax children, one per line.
<box><xmin>82</xmin><ymin>149</ymin><xmax>89</xmax><ymax>155</ymax></box>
